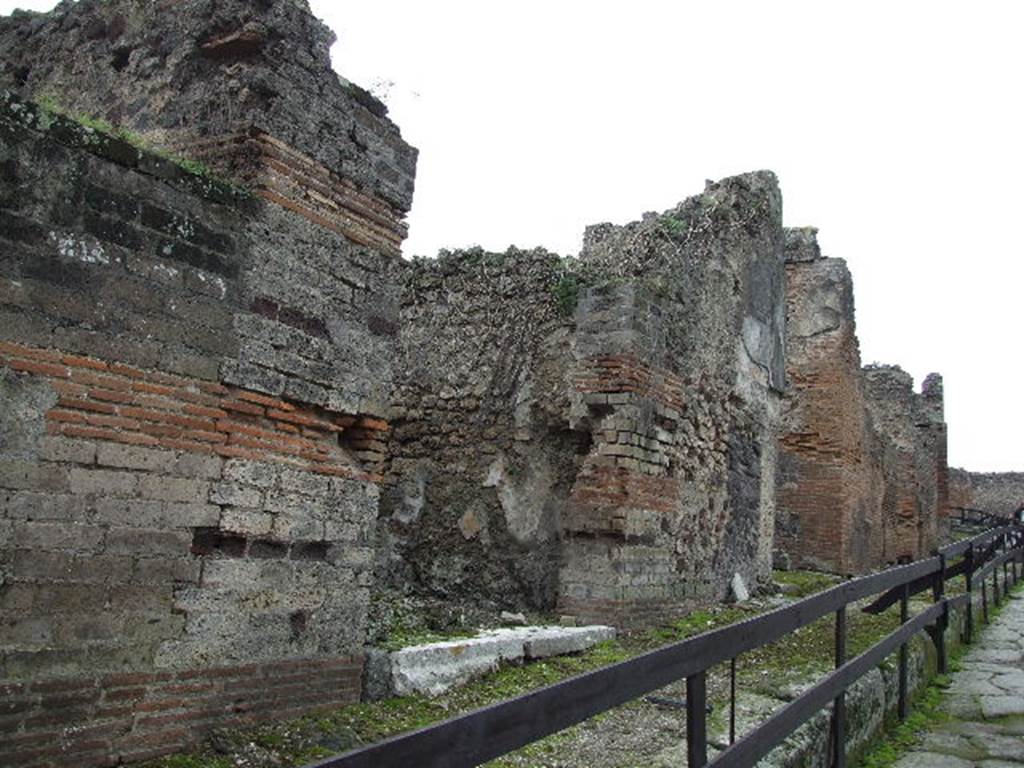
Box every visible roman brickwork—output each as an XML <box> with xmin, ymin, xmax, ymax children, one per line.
<box><xmin>0</xmin><ymin>0</ymin><xmax>415</xmax><ymax>763</ymax></box>
<box><xmin>0</xmin><ymin>0</ymin><xmax>416</xmax><ymax>258</ymax></box>
<box><xmin>381</xmin><ymin>174</ymin><xmax>785</xmax><ymax>627</ymax></box>
<box><xmin>0</xmin><ymin>0</ymin><xmax>976</xmax><ymax>764</ymax></box>
<box><xmin>949</xmin><ymin>469</ymin><xmax>1024</xmax><ymax>517</ymax></box>
<box><xmin>777</xmin><ymin>229</ymin><xmax>948</xmax><ymax>574</ymax></box>
<box><xmin>862</xmin><ymin>367</ymin><xmax>945</xmax><ymax>563</ymax></box>
<box><xmin>561</xmin><ymin>174</ymin><xmax>785</xmax><ymax>625</ymax></box>
<box><xmin>775</xmin><ymin>229</ymin><xmax>884</xmax><ymax>573</ymax></box>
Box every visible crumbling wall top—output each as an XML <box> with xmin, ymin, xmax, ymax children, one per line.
<box><xmin>784</xmin><ymin>226</ymin><xmax>821</xmax><ymax>263</ymax></box>
<box><xmin>920</xmin><ymin>372</ymin><xmax>944</xmax><ymax>421</ymax></box>
<box><xmin>580</xmin><ymin>171</ymin><xmax>781</xmax><ymax>274</ymax></box>
<box><xmin>922</xmin><ymin>372</ymin><xmax>944</xmax><ymax>399</ymax></box>
<box><xmin>0</xmin><ymin>0</ymin><xmax>417</xmax><ymax>213</ymax></box>
<box><xmin>578</xmin><ymin>171</ymin><xmax>785</xmax><ymax>392</ymax></box>
<box><xmin>863</xmin><ymin>364</ymin><xmax>915</xmax><ymax>392</ymax></box>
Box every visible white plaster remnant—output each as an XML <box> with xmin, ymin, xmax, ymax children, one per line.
<box><xmin>387</xmin><ymin>625</ymin><xmax>616</xmax><ymax>697</ymax></box>
<box><xmin>482</xmin><ymin>456</ymin><xmax>504</xmax><ymax>488</ymax></box>
<box><xmin>731</xmin><ymin>572</ymin><xmax>750</xmax><ymax>603</ymax></box>
<box><xmin>193</xmin><ymin>270</ymin><xmax>228</xmax><ymax>298</ymax></box>
<box><xmin>153</xmin><ymin>263</ymin><xmax>180</xmax><ymax>280</ymax></box>
<box><xmin>482</xmin><ymin>453</ymin><xmax>559</xmax><ymax>544</ymax></box>
<box><xmin>51</xmin><ymin>231</ymin><xmax>109</xmax><ymax>264</ymax></box>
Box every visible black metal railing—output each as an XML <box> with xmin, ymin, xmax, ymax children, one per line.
<box><xmin>310</xmin><ymin>522</ymin><xmax>1024</xmax><ymax>768</ymax></box>
<box><xmin>951</xmin><ymin>505</ymin><xmax>1009</xmax><ymax>529</ymax></box>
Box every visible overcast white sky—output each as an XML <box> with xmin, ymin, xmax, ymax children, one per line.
<box><xmin>4</xmin><ymin>1</ymin><xmax>1022</xmax><ymax>471</ymax></box>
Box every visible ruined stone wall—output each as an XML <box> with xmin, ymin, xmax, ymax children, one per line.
<box><xmin>948</xmin><ymin>469</ymin><xmax>1024</xmax><ymax>516</ymax></box>
<box><xmin>0</xmin><ymin>91</ymin><xmax>396</xmax><ymax>768</ymax></box>
<box><xmin>774</xmin><ymin>229</ymin><xmax>885</xmax><ymax>574</ymax></box>
<box><xmin>561</xmin><ymin>172</ymin><xmax>785</xmax><ymax>625</ymax></box>
<box><xmin>0</xmin><ymin>0</ymin><xmax>416</xmax><ymax>257</ymax></box>
<box><xmin>0</xmin><ymin>0</ymin><xmax>416</xmax><ymax>761</ymax></box>
<box><xmin>775</xmin><ymin>225</ymin><xmax>949</xmax><ymax>574</ymax></box>
<box><xmin>0</xmin><ymin>2</ymin><xmax>967</xmax><ymax>763</ymax></box>
<box><xmin>379</xmin><ymin>174</ymin><xmax>785</xmax><ymax>628</ymax></box>
<box><xmin>919</xmin><ymin>374</ymin><xmax>949</xmax><ymax>541</ymax></box>
<box><xmin>565</xmin><ymin>174</ymin><xmax>785</xmax><ymax>622</ymax></box>
<box><xmin>378</xmin><ymin>249</ymin><xmax>579</xmax><ymax>615</ymax></box>
<box><xmin>862</xmin><ymin>367</ymin><xmax>946</xmax><ymax>562</ymax></box>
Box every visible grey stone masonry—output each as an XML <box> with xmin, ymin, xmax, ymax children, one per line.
<box><xmin>0</xmin><ymin>2</ymin><xmax>412</xmax><ymax>758</ymax></box>
<box><xmin>0</xmin><ymin>0</ymin><xmax>416</xmax><ymax>215</ymax></box>
<box><xmin>950</xmin><ymin>468</ymin><xmax>1024</xmax><ymax>518</ymax></box>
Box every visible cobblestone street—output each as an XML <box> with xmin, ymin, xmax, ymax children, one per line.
<box><xmin>896</xmin><ymin>592</ymin><xmax>1024</xmax><ymax>767</ymax></box>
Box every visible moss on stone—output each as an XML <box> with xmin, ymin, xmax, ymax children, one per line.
<box><xmin>3</xmin><ymin>90</ymin><xmax>250</xmax><ymax>199</ymax></box>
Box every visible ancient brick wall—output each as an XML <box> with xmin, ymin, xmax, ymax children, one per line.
<box><xmin>919</xmin><ymin>374</ymin><xmax>949</xmax><ymax>542</ymax></box>
<box><xmin>0</xmin><ymin>1</ymin><xmax>973</xmax><ymax>763</ymax></box>
<box><xmin>0</xmin><ymin>0</ymin><xmax>413</xmax><ymax>755</ymax></box>
<box><xmin>776</xmin><ymin>227</ymin><xmax>949</xmax><ymax>574</ymax></box>
<box><xmin>862</xmin><ymin>366</ymin><xmax>946</xmax><ymax>563</ymax></box>
<box><xmin>775</xmin><ymin>229</ymin><xmax>885</xmax><ymax>574</ymax></box>
<box><xmin>0</xmin><ymin>0</ymin><xmax>416</xmax><ymax>257</ymax></box>
<box><xmin>948</xmin><ymin>468</ymin><xmax>1024</xmax><ymax>517</ymax></box>
<box><xmin>561</xmin><ymin>172</ymin><xmax>785</xmax><ymax>625</ymax></box>
<box><xmin>380</xmin><ymin>174</ymin><xmax>785</xmax><ymax>628</ymax></box>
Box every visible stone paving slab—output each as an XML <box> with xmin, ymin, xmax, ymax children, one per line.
<box><xmin>388</xmin><ymin>624</ymin><xmax>616</xmax><ymax>697</ymax></box>
<box><xmin>895</xmin><ymin>594</ymin><xmax>1024</xmax><ymax>767</ymax></box>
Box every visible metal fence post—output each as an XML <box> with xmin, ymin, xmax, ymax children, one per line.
<box><xmin>898</xmin><ymin>583</ymin><xmax>909</xmax><ymax>721</ymax></box>
<box><xmin>832</xmin><ymin>606</ymin><xmax>847</xmax><ymax>768</ymax></box>
<box><xmin>687</xmin><ymin>671</ymin><xmax>707</xmax><ymax>768</ymax></box>
<box><xmin>932</xmin><ymin>552</ymin><xmax>948</xmax><ymax>674</ymax></box>
<box><xmin>965</xmin><ymin>542</ymin><xmax>975</xmax><ymax>642</ymax></box>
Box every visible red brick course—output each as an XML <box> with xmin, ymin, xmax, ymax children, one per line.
<box><xmin>0</xmin><ymin>657</ymin><xmax>363</xmax><ymax>768</ymax></box>
<box><xmin>0</xmin><ymin>341</ymin><xmax>388</xmax><ymax>482</ymax></box>
<box><xmin>179</xmin><ymin>130</ymin><xmax>408</xmax><ymax>256</ymax></box>
<box><xmin>573</xmin><ymin>354</ymin><xmax>686</xmax><ymax>412</ymax></box>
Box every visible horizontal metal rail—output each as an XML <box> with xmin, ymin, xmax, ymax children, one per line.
<box><xmin>951</xmin><ymin>506</ymin><xmax>1012</xmax><ymax>528</ymax></box>
<box><xmin>709</xmin><ymin>601</ymin><xmax>945</xmax><ymax>766</ymax></box>
<box><xmin>973</xmin><ymin>546</ymin><xmax>1022</xmax><ymax>585</ymax></box>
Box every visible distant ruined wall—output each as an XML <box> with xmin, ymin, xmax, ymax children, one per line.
<box><xmin>775</xmin><ymin>229</ymin><xmax>885</xmax><ymax>574</ymax></box>
<box><xmin>919</xmin><ymin>374</ymin><xmax>949</xmax><ymax>541</ymax></box>
<box><xmin>0</xmin><ymin>0</ymin><xmax>416</xmax><ymax>765</ymax></box>
<box><xmin>776</xmin><ymin>230</ymin><xmax>947</xmax><ymax>573</ymax></box>
<box><xmin>862</xmin><ymin>367</ymin><xmax>945</xmax><ymax>562</ymax></box>
<box><xmin>948</xmin><ymin>469</ymin><xmax>1024</xmax><ymax>516</ymax></box>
